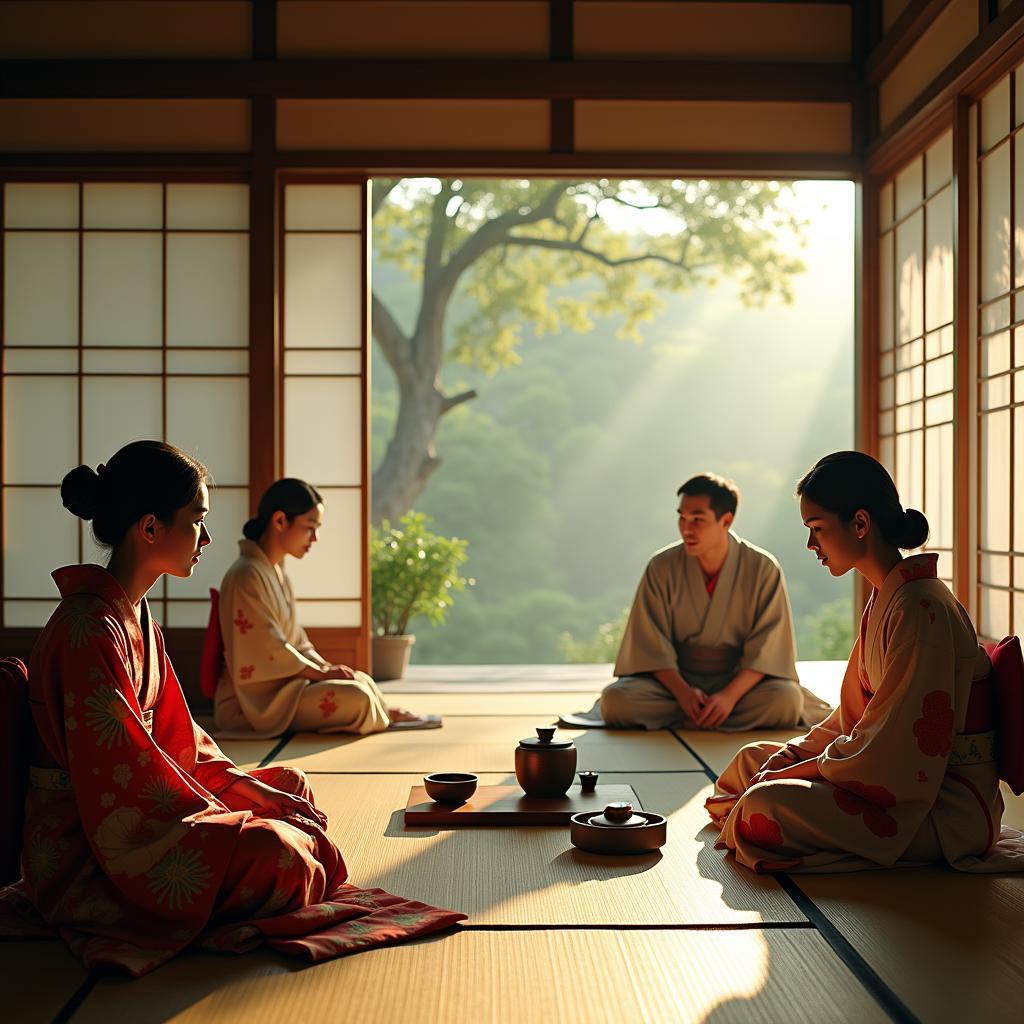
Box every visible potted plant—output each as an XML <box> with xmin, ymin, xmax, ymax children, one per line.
<box><xmin>370</xmin><ymin>511</ymin><xmax>470</xmax><ymax>680</ymax></box>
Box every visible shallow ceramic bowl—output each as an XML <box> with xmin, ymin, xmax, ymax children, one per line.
<box><xmin>424</xmin><ymin>772</ymin><xmax>479</xmax><ymax>805</ymax></box>
<box><xmin>569</xmin><ymin>811</ymin><xmax>667</xmax><ymax>854</ymax></box>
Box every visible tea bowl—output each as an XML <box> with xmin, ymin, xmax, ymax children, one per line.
<box><xmin>424</xmin><ymin>772</ymin><xmax>478</xmax><ymax>805</ymax></box>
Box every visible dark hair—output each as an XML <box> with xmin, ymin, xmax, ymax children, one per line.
<box><xmin>796</xmin><ymin>450</ymin><xmax>929</xmax><ymax>550</ymax></box>
<box><xmin>243</xmin><ymin>478</ymin><xmax>323</xmax><ymax>541</ymax></box>
<box><xmin>677</xmin><ymin>473</ymin><xmax>740</xmax><ymax>520</ymax></box>
<box><xmin>61</xmin><ymin>440</ymin><xmax>208</xmax><ymax>548</ymax></box>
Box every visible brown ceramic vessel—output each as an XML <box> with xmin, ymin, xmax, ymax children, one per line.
<box><xmin>423</xmin><ymin>772</ymin><xmax>478</xmax><ymax>804</ymax></box>
<box><xmin>515</xmin><ymin>726</ymin><xmax>577</xmax><ymax>797</ymax></box>
<box><xmin>570</xmin><ymin>802</ymin><xmax>668</xmax><ymax>854</ymax></box>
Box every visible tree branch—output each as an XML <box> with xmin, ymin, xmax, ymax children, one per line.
<box><xmin>606</xmin><ymin>193</ymin><xmax>668</xmax><ymax>213</ymax></box>
<box><xmin>371</xmin><ymin>179</ymin><xmax>400</xmax><ymax>216</ymax></box>
<box><xmin>440</xmin><ymin>388</ymin><xmax>478</xmax><ymax>414</ymax></box>
<box><xmin>503</xmin><ymin>235</ymin><xmax>709</xmax><ymax>273</ymax></box>
<box><xmin>414</xmin><ymin>181</ymin><xmax>575</xmax><ymax>372</ymax></box>
<box><xmin>371</xmin><ymin>292</ymin><xmax>413</xmax><ymax>377</ymax></box>
<box><xmin>575</xmin><ymin>212</ymin><xmax>600</xmax><ymax>247</ymax></box>
<box><xmin>422</xmin><ymin>183</ymin><xmax>452</xmax><ymax>286</ymax></box>
<box><xmin>443</xmin><ymin>182</ymin><xmax>572</xmax><ymax>289</ymax></box>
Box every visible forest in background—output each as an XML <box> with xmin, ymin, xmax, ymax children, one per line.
<box><xmin>370</xmin><ymin>180</ymin><xmax>855</xmax><ymax>664</ymax></box>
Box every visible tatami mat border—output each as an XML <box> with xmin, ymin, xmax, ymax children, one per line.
<box><xmin>39</xmin><ymin>725</ymin><xmax>922</xmax><ymax>1022</ymax></box>
<box><xmin>669</xmin><ymin>727</ymin><xmax>919</xmax><ymax>1024</ymax></box>
<box><xmin>53</xmin><ymin>975</ymin><xmax>100</xmax><ymax>1024</ymax></box>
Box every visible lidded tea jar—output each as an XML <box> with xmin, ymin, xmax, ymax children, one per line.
<box><xmin>515</xmin><ymin>726</ymin><xmax>577</xmax><ymax>797</ymax></box>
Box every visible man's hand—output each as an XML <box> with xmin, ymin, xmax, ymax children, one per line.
<box><xmin>226</xmin><ymin>776</ymin><xmax>328</xmax><ymax>829</ymax></box>
<box><xmin>694</xmin><ymin>690</ymin><xmax>739</xmax><ymax>729</ymax></box>
<box><xmin>676</xmin><ymin>684</ymin><xmax>708</xmax><ymax>723</ymax></box>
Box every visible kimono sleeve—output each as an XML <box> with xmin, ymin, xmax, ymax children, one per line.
<box><xmin>294</xmin><ymin>625</ymin><xmax>329</xmax><ymax>667</ymax></box>
<box><xmin>781</xmin><ymin>638</ymin><xmax>861</xmax><ymax>759</ymax></box>
<box><xmin>53</xmin><ymin>602</ymin><xmax>242</xmax><ymax>925</ymax></box>
<box><xmin>613</xmin><ymin>561</ymin><xmax>679</xmax><ymax>677</ymax></box>
<box><xmin>737</xmin><ymin>559</ymin><xmax>798</xmax><ymax>681</ymax></box>
<box><xmin>224</xmin><ymin>571</ymin><xmax>323</xmax><ymax>686</ymax></box>
<box><xmin>817</xmin><ymin>598</ymin><xmax>958</xmax><ymax>855</ymax></box>
<box><xmin>152</xmin><ymin>630</ymin><xmax>248</xmax><ymax>796</ymax></box>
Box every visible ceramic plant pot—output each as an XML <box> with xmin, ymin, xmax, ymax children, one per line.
<box><xmin>372</xmin><ymin>634</ymin><xmax>416</xmax><ymax>681</ymax></box>
<box><xmin>514</xmin><ymin>726</ymin><xmax>577</xmax><ymax>798</ymax></box>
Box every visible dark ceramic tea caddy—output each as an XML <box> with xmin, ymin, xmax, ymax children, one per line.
<box><xmin>515</xmin><ymin>726</ymin><xmax>578</xmax><ymax>797</ymax></box>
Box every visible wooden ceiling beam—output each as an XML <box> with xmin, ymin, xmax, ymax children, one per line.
<box><xmin>865</xmin><ymin>0</ymin><xmax>953</xmax><ymax>86</ymax></box>
<box><xmin>0</xmin><ymin>58</ymin><xmax>857</xmax><ymax>103</ymax></box>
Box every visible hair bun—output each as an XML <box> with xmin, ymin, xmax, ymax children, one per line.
<box><xmin>899</xmin><ymin>507</ymin><xmax>930</xmax><ymax>550</ymax></box>
<box><xmin>61</xmin><ymin>465</ymin><xmax>101</xmax><ymax>521</ymax></box>
<box><xmin>241</xmin><ymin>516</ymin><xmax>264</xmax><ymax>541</ymax></box>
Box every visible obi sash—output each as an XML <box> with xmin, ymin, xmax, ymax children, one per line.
<box><xmin>676</xmin><ymin>643</ymin><xmax>740</xmax><ymax>679</ymax></box>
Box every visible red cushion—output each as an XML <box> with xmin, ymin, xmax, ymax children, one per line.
<box><xmin>199</xmin><ymin>588</ymin><xmax>224</xmax><ymax>700</ymax></box>
<box><xmin>987</xmin><ymin>636</ymin><xmax>1024</xmax><ymax>796</ymax></box>
<box><xmin>964</xmin><ymin>672</ymin><xmax>994</xmax><ymax>733</ymax></box>
<box><xmin>0</xmin><ymin>657</ymin><xmax>29</xmax><ymax>886</ymax></box>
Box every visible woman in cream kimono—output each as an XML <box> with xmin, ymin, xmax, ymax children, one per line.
<box><xmin>214</xmin><ymin>479</ymin><xmax>437</xmax><ymax>737</ymax></box>
<box><xmin>707</xmin><ymin>451</ymin><xmax>1024</xmax><ymax>873</ymax></box>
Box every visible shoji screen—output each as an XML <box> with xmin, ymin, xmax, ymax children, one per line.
<box><xmin>877</xmin><ymin>131</ymin><xmax>956</xmax><ymax>589</ymax></box>
<box><xmin>1</xmin><ymin>181</ymin><xmax>250</xmax><ymax>627</ymax></box>
<box><xmin>975</xmin><ymin>70</ymin><xmax>1024</xmax><ymax>639</ymax></box>
<box><xmin>281</xmin><ymin>182</ymin><xmax>366</xmax><ymax>631</ymax></box>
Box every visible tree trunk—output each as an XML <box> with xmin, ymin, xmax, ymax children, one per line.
<box><xmin>371</xmin><ymin>365</ymin><xmax>447</xmax><ymax>525</ymax></box>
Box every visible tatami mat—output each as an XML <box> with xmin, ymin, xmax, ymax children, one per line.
<box><xmin>2</xmin><ymin>939</ymin><xmax>89</xmax><ymax>1024</ymax></box>
<box><xmin>674</xmin><ymin>729</ymin><xmax>801</xmax><ymax>776</ymax></box>
<box><xmin>216</xmin><ymin>738</ymin><xmax>280</xmax><ymax>771</ymax></box>
<box><xmin>274</xmin><ymin>717</ymin><xmax>701</xmax><ymax>773</ymax></box>
<box><xmin>383</xmin><ymin>691</ymin><xmax>601</xmax><ymax>717</ymax></box>
<box><xmin>77</xmin><ymin>927</ymin><xmax>886</xmax><ymax>1024</ymax></box>
<box><xmin>380</xmin><ymin>663</ymin><xmax>613</xmax><ymax>692</ymax></box>
<box><xmin>304</xmin><ymin>771</ymin><xmax>802</xmax><ymax>925</ymax></box>
<box><xmin>796</xmin><ymin>868</ymin><xmax>1024</xmax><ymax>1023</ymax></box>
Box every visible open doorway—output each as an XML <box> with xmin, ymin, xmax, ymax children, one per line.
<box><xmin>370</xmin><ymin>178</ymin><xmax>855</xmax><ymax>665</ymax></box>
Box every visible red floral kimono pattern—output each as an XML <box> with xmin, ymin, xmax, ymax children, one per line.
<box><xmin>0</xmin><ymin>565</ymin><xmax>464</xmax><ymax>975</ymax></box>
<box><xmin>706</xmin><ymin>553</ymin><xmax>1024</xmax><ymax>873</ymax></box>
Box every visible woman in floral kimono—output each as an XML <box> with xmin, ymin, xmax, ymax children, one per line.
<box><xmin>14</xmin><ymin>441</ymin><xmax>462</xmax><ymax>975</ymax></box>
<box><xmin>707</xmin><ymin>451</ymin><xmax>1024</xmax><ymax>873</ymax></box>
<box><xmin>214</xmin><ymin>478</ymin><xmax>437</xmax><ymax>737</ymax></box>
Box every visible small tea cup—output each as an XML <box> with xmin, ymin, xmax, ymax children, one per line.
<box><xmin>424</xmin><ymin>772</ymin><xmax>478</xmax><ymax>805</ymax></box>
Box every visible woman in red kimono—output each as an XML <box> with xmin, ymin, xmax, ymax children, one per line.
<box><xmin>15</xmin><ymin>441</ymin><xmax>462</xmax><ymax>975</ymax></box>
<box><xmin>707</xmin><ymin>451</ymin><xmax>1024</xmax><ymax>873</ymax></box>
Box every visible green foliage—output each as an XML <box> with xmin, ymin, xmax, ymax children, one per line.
<box><xmin>796</xmin><ymin>597</ymin><xmax>855</xmax><ymax>660</ymax></box>
<box><xmin>560</xmin><ymin>609</ymin><xmax>630</xmax><ymax>664</ymax></box>
<box><xmin>372</xmin><ymin>179</ymin><xmax>854</xmax><ymax>664</ymax></box>
<box><xmin>373</xmin><ymin>178</ymin><xmax>806</xmax><ymax>375</ymax></box>
<box><xmin>370</xmin><ymin>512</ymin><xmax>471</xmax><ymax>636</ymax></box>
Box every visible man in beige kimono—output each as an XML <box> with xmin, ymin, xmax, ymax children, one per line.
<box><xmin>567</xmin><ymin>473</ymin><xmax>829</xmax><ymax>731</ymax></box>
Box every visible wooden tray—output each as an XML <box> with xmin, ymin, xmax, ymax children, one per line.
<box><xmin>404</xmin><ymin>784</ymin><xmax>641</xmax><ymax>826</ymax></box>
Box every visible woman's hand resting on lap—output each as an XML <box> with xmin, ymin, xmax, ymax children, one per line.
<box><xmin>752</xmin><ymin>745</ymin><xmax>801</xmax><ymax>780</ymax></box>
<box><xmin>749</xmin><ymin>756</ymin><xmax>822</xmax><ymax>788</ymax></box>
<box><xmin>226</xmin><ymin>776</ymin><xmax>328</xmax><ymax>829</ymax></box>
<box><xmin>301</xmin><ymin>663</ymin><xmax>357</xmax><ymax>682</ymax></box>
